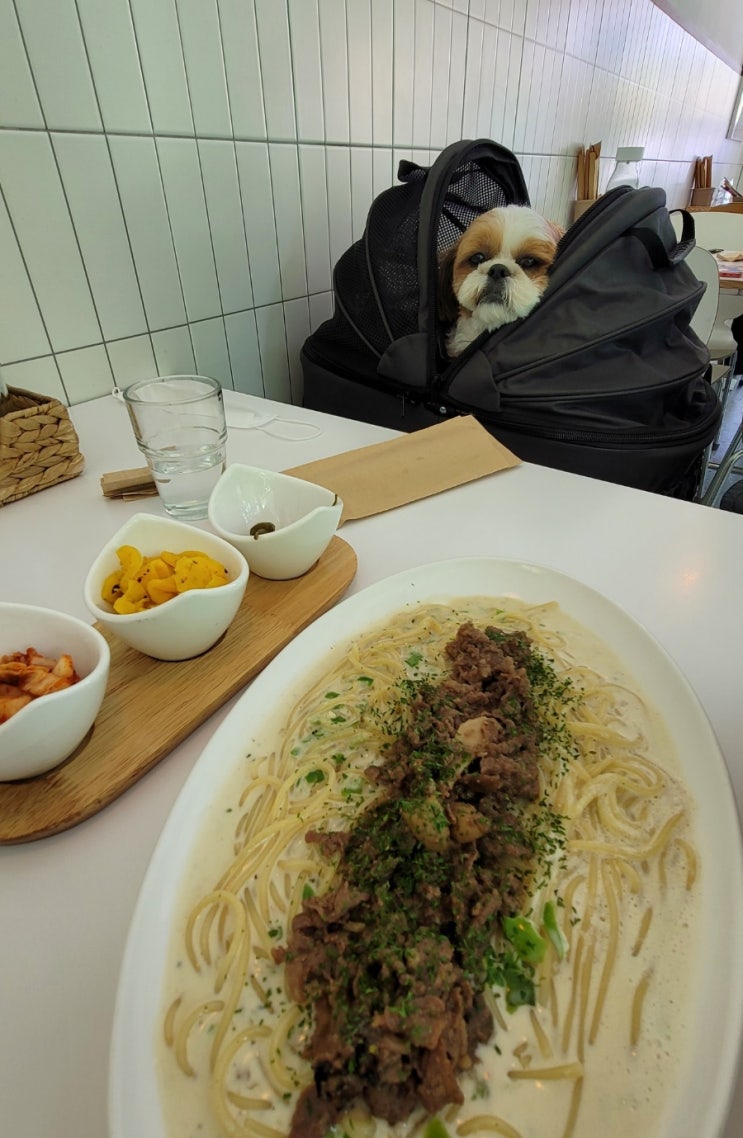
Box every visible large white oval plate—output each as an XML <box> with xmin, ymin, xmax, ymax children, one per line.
<box><xmin>109</xmin><ymin>558</ymin><xmax>743</xmax><ymax>1138</ymax></box>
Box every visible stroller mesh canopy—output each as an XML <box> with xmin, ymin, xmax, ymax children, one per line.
<box><xmin>435</xmin><ymin>161</ymin><xmax>513</xmax><ymax>249</ymax></box>
<box><xmin>332</xmin><ymin>154</ymin><xmax>525</xmax><ymax>357</ymax></box>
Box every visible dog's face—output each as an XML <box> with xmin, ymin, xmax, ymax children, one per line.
<box><xmin>439</xmin><ymin>205</ymin><xmax>563</xmax><ymax>356</ymax></box>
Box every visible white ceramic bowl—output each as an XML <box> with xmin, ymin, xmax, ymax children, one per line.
<box><xmin>0</xmin><ymin>603</ymin><xmax>110</xmax><ymax>781</ymax></box>
<box><xmin>208</xmin><ymin>464</ymin><xmax>342</xmax><ymax>580</ymax></box>
<box><xmin>83</xmin><ymin>513</ymin><xmax>249</xmax><ymax>662</ymax></box>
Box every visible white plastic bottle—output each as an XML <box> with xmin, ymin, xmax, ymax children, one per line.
<box><xmin>605</xmin><ymin>146</ymin><xmax>644</xmax><ymax>191</ymax></box>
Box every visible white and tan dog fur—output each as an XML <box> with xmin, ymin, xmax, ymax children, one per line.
<box><xmin>439</xmin><ymin>205</ymin><xmax>563</xmax><ymax>357</ymax></box>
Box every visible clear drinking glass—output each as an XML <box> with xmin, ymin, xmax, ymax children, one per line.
<box><xmin>123</xmin><ymin>375</ymin><xmax>227</xmax><ymax>520</ymax></box>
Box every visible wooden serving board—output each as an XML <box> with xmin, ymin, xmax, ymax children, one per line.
<box><xmin>0</xmin><ymin>537</ymin><xmax>357</xmax><ymax>844</ymax></box>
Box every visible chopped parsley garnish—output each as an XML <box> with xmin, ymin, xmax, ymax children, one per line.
<box><xmin>287</xmin><ymin>613</ymin><xmax>582</xmax><ymax>1117</ymax></box>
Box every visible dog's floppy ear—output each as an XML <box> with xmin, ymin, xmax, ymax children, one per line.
<box><xmin>437</xmin><ymin>243</ymin><xmax>461</xmax><ymax>324</ymax></box>
<box><xmin>546</xmin><ymin>219</ymin><xmax>565</xmax><ymax>244</ymax></box>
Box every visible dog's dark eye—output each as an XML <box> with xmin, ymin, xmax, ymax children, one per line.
<box><xmin>468</xmin><ymin>252</ymin><xmax>487</xmax><ymax>267</ymax></box>
<box><xmin>517</xmin><ymin>255</ymin><xmax>542</xmax><ymax>270</ymax></box>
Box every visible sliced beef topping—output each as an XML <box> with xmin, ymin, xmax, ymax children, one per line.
<box><xmin>278</xmin><ymin>619</ymin><xmax>571</xmax><ymax>1138</ymax></box>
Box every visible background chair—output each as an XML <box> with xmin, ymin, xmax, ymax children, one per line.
<box><xmin>680</xmin><ymin>209</ymin><xmax>743</xmax><ymax>246</ymax></box>
<box><xmin>674</xmin><ymin>210</ymin><xmax>741</xmax><ymax>438</ymax></box>
<box><xmin>698</xmin><ymin>416</ymin><xmax>743</xmax><ymax>506</ymax></box>
<box><xmin>686</xmin><ymin>244</ymin><xmax>720</xmax><ymax>344</ymax></box>
<box><xmin>685</xmin><ymin>246</ymin><xmax>735</xmax><ymax>492</ymax></box>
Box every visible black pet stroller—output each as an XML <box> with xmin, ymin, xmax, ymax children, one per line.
<box><xmin>301</xmin><ymin>139</ymin><xmax>720</xmax><ymax>500</ymax></box>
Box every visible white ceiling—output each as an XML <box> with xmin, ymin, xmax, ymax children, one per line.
<box><xmin>654</xmin><ymin>0</ymin><xmax>743</xmax><ymax>70</ymax></box>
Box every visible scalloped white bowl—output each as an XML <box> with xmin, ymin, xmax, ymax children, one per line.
<box><xmin>83</xmin><ymin>513</ymin><xmax>249</xmax><ymax>662</ymax></box>
<box><xmin>208</xmin><ymin>464</ymin><xmax>342</xmax><ymax>580</ymax></box>
<box><xmin>0</xmin><ymin>603</ymin><xmax>110</xmax><ymax>781</ymax></box>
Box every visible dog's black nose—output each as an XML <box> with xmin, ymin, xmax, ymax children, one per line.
<box><xmin>488</xmin><ymin>263</ymin><xmax>511</xmax><ymax>281</ymax></box>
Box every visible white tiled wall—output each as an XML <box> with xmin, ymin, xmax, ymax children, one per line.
<box><xmin>1</xmin><ymin>0</ymin><xmax>742</xmax><ymax>406</ymax></box>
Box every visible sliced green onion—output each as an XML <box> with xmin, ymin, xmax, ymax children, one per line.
<box><xmin>543</xmin><ymin>901</ymin><xmax>568</xmax><ymax>959</ymax></box>
<box><xmin>502</xmin><ymin>915</ymin><xmax>547</xmax><ymax>964</ymax></box>
<box><xmin>502</xmin><ymin>964</ymin><xmax>536</xmax><ymax>1012</ymax></box>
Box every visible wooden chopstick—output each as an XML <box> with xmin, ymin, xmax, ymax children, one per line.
<box><xmin>576</xmin><ymin>141</ymin><xmax>601</xmax><ymax>201</ymax></box>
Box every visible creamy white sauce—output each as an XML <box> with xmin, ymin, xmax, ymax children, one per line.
<box><xmin>156</xmin><ymin>599</ymin><xmax>700</xmax><ymax>1138</ymax></box>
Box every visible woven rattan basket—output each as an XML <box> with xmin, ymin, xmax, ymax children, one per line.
<box><xmin>0</xmin><ymin>386</ymin><xmax>84</xmax><ymax>507</ymax></box>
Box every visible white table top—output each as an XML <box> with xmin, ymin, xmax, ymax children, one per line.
<box><xmin>1</xmin><ymin>390</ymin><xmax>742</xmax><ymax>1138</ymax></box>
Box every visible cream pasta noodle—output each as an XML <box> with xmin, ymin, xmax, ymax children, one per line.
<box><xmin>157</xmin><ymin>596</ymin><xmax>699</xmax><ymax>1138</ymax></box>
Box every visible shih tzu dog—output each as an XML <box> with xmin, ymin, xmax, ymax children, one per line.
<box><xmin>438</xmin><ymin>205</ymin><xmax>564</xmax><ymax>358</ymax></box>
